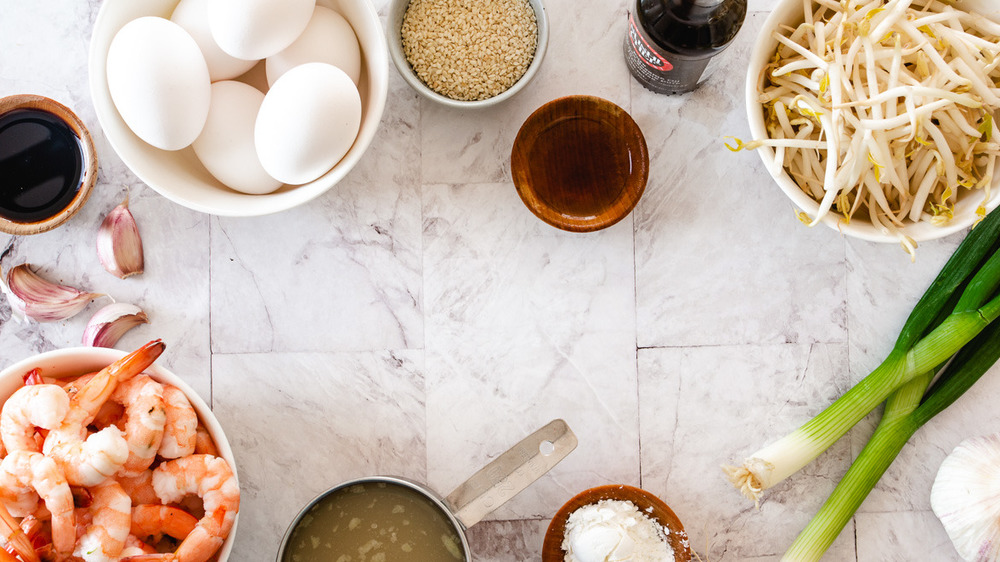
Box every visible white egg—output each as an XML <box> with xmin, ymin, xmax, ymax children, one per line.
<box><xmin>255</xmin><ymin>63</ymin><xmax>361</xmax><ymax>185</ymax></box>
<box><xmin>106</xmin><ymin>17</ymin><xmax>211</xmax><ymax>151</ymax></box>
<box><xmin>171</xmin><ymin>0</ymin><xmax>258</xmax><ymax>81</ymax></box>
<box><xmin>207</xmin><ymin>0</ymin><xmax>315</xmax><ymax>60</ymax></box>
<box><xmin>193</xmin><ymin>81</ymin><xmax>283</xmax><ymax>195</ymax></box>
<box><xmin>265</xmin><ymin>6</ymin><xmax>362</xmax><ymax>87</ymax></box>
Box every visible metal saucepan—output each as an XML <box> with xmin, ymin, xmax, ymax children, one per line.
<box><xmin>277</xmin><ymin>419</ymin><xmax>577</xmax><ymax>561</ymax></box>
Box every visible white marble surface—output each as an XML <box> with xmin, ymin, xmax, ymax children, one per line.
<box><xmin>1</xmin><ymin>0</ymin><xmax>997</xmax><ymax>561</ymax></box>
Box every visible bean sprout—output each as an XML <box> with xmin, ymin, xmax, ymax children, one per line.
<box><xmin>744</xmin><ymin>0</ymin><xmax>1000</xmax><ymax>250</ymax></box>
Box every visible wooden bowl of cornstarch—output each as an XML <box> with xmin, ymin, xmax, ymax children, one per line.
<box><xmin>542</xmin><ymin>484</ymin><xmax>692</xmax><ymax>562</ymax></box>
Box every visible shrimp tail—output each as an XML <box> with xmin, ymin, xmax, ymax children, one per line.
<box><xmin>0</xmin><ymin>501</ymin><xmax>40</xmax><ymax>562</ymax></box>
<box><xmin>21</xmin><ymin>369</ymin><xmax>44</xmax><ymax>386</ymax></box>
<box><xmin>108</xmin><ymin>340</ymin><xmax>166</xmax><ymax>384</ymax></box>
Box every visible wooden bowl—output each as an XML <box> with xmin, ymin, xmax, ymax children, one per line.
<box><xmin>541</xmin><ymin>484</ymin><xmax>691</xmax><ymax>562</ymax></box>
<box><xmin>511</xmin><ymin>96</ymin><xmax>648</xmax><ymax>232</ymax></box>
<box><xmin>0</xmin><ymin>94</ymin><xmax>98</xmax><ymax>235</ymax></box>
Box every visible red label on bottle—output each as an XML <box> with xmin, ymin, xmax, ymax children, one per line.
<box><xmin>627</xmin><ymin>12</ymin><xmax>672</xmax><ymax>72</ymax></box>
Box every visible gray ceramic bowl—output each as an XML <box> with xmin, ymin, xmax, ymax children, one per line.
<box><xmin>387</xmin><ymin>0</ymin><xmax>548</xmax><ymax>109</ymax></box>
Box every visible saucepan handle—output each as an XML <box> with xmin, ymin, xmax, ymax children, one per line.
<box><xmin>444</xmin><ymin>419</ymin><xmax>577</xmax><ymax>529</ymax></box>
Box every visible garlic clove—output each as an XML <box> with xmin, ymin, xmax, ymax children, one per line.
<box><xmin>82</xmin><ymin>302</ymin><xmax>149</xmax><ymax>348</ymax></box>
<box><xmin>930</xmin><ymin>433</ymin><xmax>1000</xmax><ymax>562</ymax></box>
<box><xmin>97</xmin><ymin>197</ymin><xmax>144</xmax><ymax>279</ymax></box>
<box><xmin>2</xmin><ymin>264</ymin><xmax>104</xmax><ymax>322</ymax></box>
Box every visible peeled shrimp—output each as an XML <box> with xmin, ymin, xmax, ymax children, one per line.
<box><xmin>158</xmin><ymin>386</ymin><xmax>196</xmax><ymax>459</ymax></box>
<box><xmin>120</xmin><ymin>534</ymin><xmax>157</xmax><ymax>556</ymax></box>
<box><xmin>73</xmin><ymin>479</ymin><xmax>131</xmax><ymax>562</ymax></box>
<box><xmin>1</xmin><ymin>384</ymin><xmax>69</xmax><ymax>454</ymax></box>
<box><xmin>109</xmin><ymin>375</ymin><xmax>166</xmax><ymax>477</ymax></box>
<box><xmin>192</xmin><ymin>425</ymin><xmax>217</xmax><ymax>457</ymax></box>
<box><xmin>130</xmin><ymin>505</ymin><xmax>198</xmax><ymax>543</ymax></box>
<box><xmin>126</xmin><ymin>455</ymin><xmax>239</xmax><ymax>562</ymax></box>
<box><xmin>44</xmin><ymin>340</ymin><xmax>165</xmax><ymax>486</ymax></box>
<box><xmin>0</xmin><ymin>451</ymin><xmax>75</xmax><ymax>556</ymax></box>
<box><xmin>115</xmin><ymin>470</ymin><xmax>158</xmax><ymax>506</ymax></box>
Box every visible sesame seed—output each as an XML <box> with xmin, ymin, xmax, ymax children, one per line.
<box><xmin>400</xmin><ymin>0</ymin><xmax>538</xmax><ymax>101</ymax></box>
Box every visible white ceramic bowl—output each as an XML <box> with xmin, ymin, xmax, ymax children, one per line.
<box><xmin>387</xmin><ymin>0</ymin><xmax>548</xmax><ymax>109</ymax></box>
<box><xmin>0</xmin><ymin>345</ymin><xmax>238</xmax><ymax>562</ymax></box>
<box><xmin>88</xmin><ymin>0</ymin><xmax>388</xmax><ymax>217</ymax></box>
<box><xmin>746</xmin><ymin>0</ymin><xmax>1000</xmax><ymax>243</ymax></box>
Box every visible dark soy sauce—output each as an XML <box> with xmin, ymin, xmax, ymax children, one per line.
<box><xmin>526</xmin><ymin>116</ymin><xmax>631</xmax><ymax>219</ymax></box>
<box><xmin>625</xmin><ymin>0</ymin><xmax>747</xmax><ymax>94</ymax></box>
<box><xmin>0</xmin><ymin>108</ymin><xmax>84</xmax><ymax>223</ymax></box>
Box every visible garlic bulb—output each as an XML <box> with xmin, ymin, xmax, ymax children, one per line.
<box><xmin>930</xmin><ymin>434</ymin><xmax>1000</xmax><ymax>562</ymax></box>
<box><xmin>1</xmin><ymin>264</ymin><xmax>104</xmax><ymax>322</ymax></box>
<box><xmin>82</xmin><ymin>303</ymin><xmax>149</xmax><ymax>348</ymax></box>
<box><xmin>97</xmin><ymin>197</ymin><xmax>144</xmax><ymax>279</ymax></box>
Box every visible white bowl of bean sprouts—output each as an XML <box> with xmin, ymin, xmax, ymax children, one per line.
<box><xmin>0</xmin><ymin>344</ymin><xmax>239</xmax><ymax>561</ymax></box>
<box><xmin>745</xmin><ymin>0</ymin><xmax>1000</xmax><ymax>249</ymax></box>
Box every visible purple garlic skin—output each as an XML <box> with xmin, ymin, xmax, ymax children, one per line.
<box><xmin>2</xmin><ymin>264</ymin><xmax>104</xmax><ymax>322</ymax></box>
<box><xmin>97</xmin><ymin>197</ymin><xmax>144</xmax><ymax>279</ymax></box>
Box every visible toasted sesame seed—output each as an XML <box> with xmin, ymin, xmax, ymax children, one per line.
<box><xmin>400</xmin><ymin>0</ymin><xmax>538</xmax><ymax>101</ymax></box>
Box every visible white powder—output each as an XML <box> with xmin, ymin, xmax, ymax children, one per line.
<box><xmin>561</xmin><ymin>499</ymin><xmax>674</xmax><ymax>562</ymax></box>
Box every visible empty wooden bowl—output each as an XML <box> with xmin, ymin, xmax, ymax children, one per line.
<box><xmin>542</xmin><ymin>484</ymin><xmax>691</xmax><ymax>562</ymax></box>
<box><xmin>0</xmin><ymin>94</ymin><xmax>98</xmax><ymax>235</ymax></box>
<box><xmin>511</xmin><ymin>96</ymin><xmax>648</xmax><ymax>232</ymax></box>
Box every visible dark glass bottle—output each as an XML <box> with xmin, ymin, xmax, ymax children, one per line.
<box><xmin>625</xmin><ymin>0</ymin><xmax>747</xmax><ymax>95</ymax></box>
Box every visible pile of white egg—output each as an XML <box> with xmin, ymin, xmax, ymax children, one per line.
<box><xmin>106</xmin><ymin>0</ymin><xmax>363</xmax><ymax>194</ymax></box>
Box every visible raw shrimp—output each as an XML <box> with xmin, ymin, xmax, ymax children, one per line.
<box><xmin>44</xmin><ymin>340</ymin><xmax>165</xmax><ymax>486</ymax></box>
<box><xmin>0</xmin><ymin>451</ymin><xmax>74</xmax><ymax>556</ymax></box>
<box><xmin>1</xmin><ymin>384</ymin><xmax>69</xmax><ymax>454</ymax></box>
<box><xmin>109</xmin><ymin>375</ymin><xmax>166</xmax><ymax>476</ymax></box>
<box><xmin>73</xmin><ymin>479</ymin><xmax>131</xmax><ymax>562</ymax></box>
<box><xmin>130</xmin><ymin>505</ymin><xmax>198</xmax><ymax>543</ymax></box>
<box><xmin>124</xmin><ymin>455</ymin><xmax>239</xmax><ymax>562</ymax></box>
<box><xmin>116</xmin><ymin>470</ymin><xmax>158</xmax><ymax>506</ymax></box>
<box><xmin>158</xmin><ymin>386</ymin><xmax>196</xmax><ymax>459</ymax></box>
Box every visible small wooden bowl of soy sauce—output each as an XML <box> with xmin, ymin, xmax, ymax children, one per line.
<box><xmin>511</xmin><ymin>96</ymin><xmax>648</xmax><ymax>233</ymax></box>
<box><xmin>0</xmin><ymin>94</ymin><xmax>98</xmax><ymax>235</ymax></box>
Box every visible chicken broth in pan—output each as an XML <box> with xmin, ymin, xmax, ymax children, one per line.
<box><xmin>282</xmin><ymin>481</ymin><xmax>465</xmax><ymax>562</ymax></box>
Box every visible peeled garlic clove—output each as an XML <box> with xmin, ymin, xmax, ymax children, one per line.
<box><xmin>2</xmin><ymin>264</ymin><xmax>104</xmax><ymax>322</ymax></box>
<box><xmin>930</xmin><ymin>434</ymin><xmax>1000</xmax><ymax>562</ymax></box>
<box><xmin>82</xmin><ymin>302</ymin><xmax>149</xmax><ymax>348</ymax></box>
<box><xmin>97</xmin><ymin>197</ymin><xmax>144</xmax><ymax>279</ymax></box>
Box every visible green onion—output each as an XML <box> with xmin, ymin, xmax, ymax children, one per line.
<box><xmin>724</xmin><ymin>207</ymin><xmax>1000</xmax><ymax>504</ymax></box>
<box><xmin>782</xmin><ymin>314</ymin><xmax>1000</xmax><ymax>561</ymax></box>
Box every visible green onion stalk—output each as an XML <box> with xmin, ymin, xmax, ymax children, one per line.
<box><xmin>782</xmin><ymin>314</ymin><xmax>1000</xmax><ymax>561</ymax></box>
<box><xmin>723</xmin><ymin>208</ymin><xmax>1000</xmax><ymax>504</ymax></box>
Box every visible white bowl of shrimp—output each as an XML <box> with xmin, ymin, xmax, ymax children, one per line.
<box><xmin>0</xmin><ymin>341</ymin><xmax>239</xmax><ymax>562</ymax></box>
<box><xmin>745</xmin><ymin>0</ymin><xmax>1000</xmax><ymax>252</ymax></box>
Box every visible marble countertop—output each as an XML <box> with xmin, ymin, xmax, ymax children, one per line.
<box><xmin>2</xmin><ymin>0</ymin><xmax>995</xmax><ymax>560</ymax></box>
